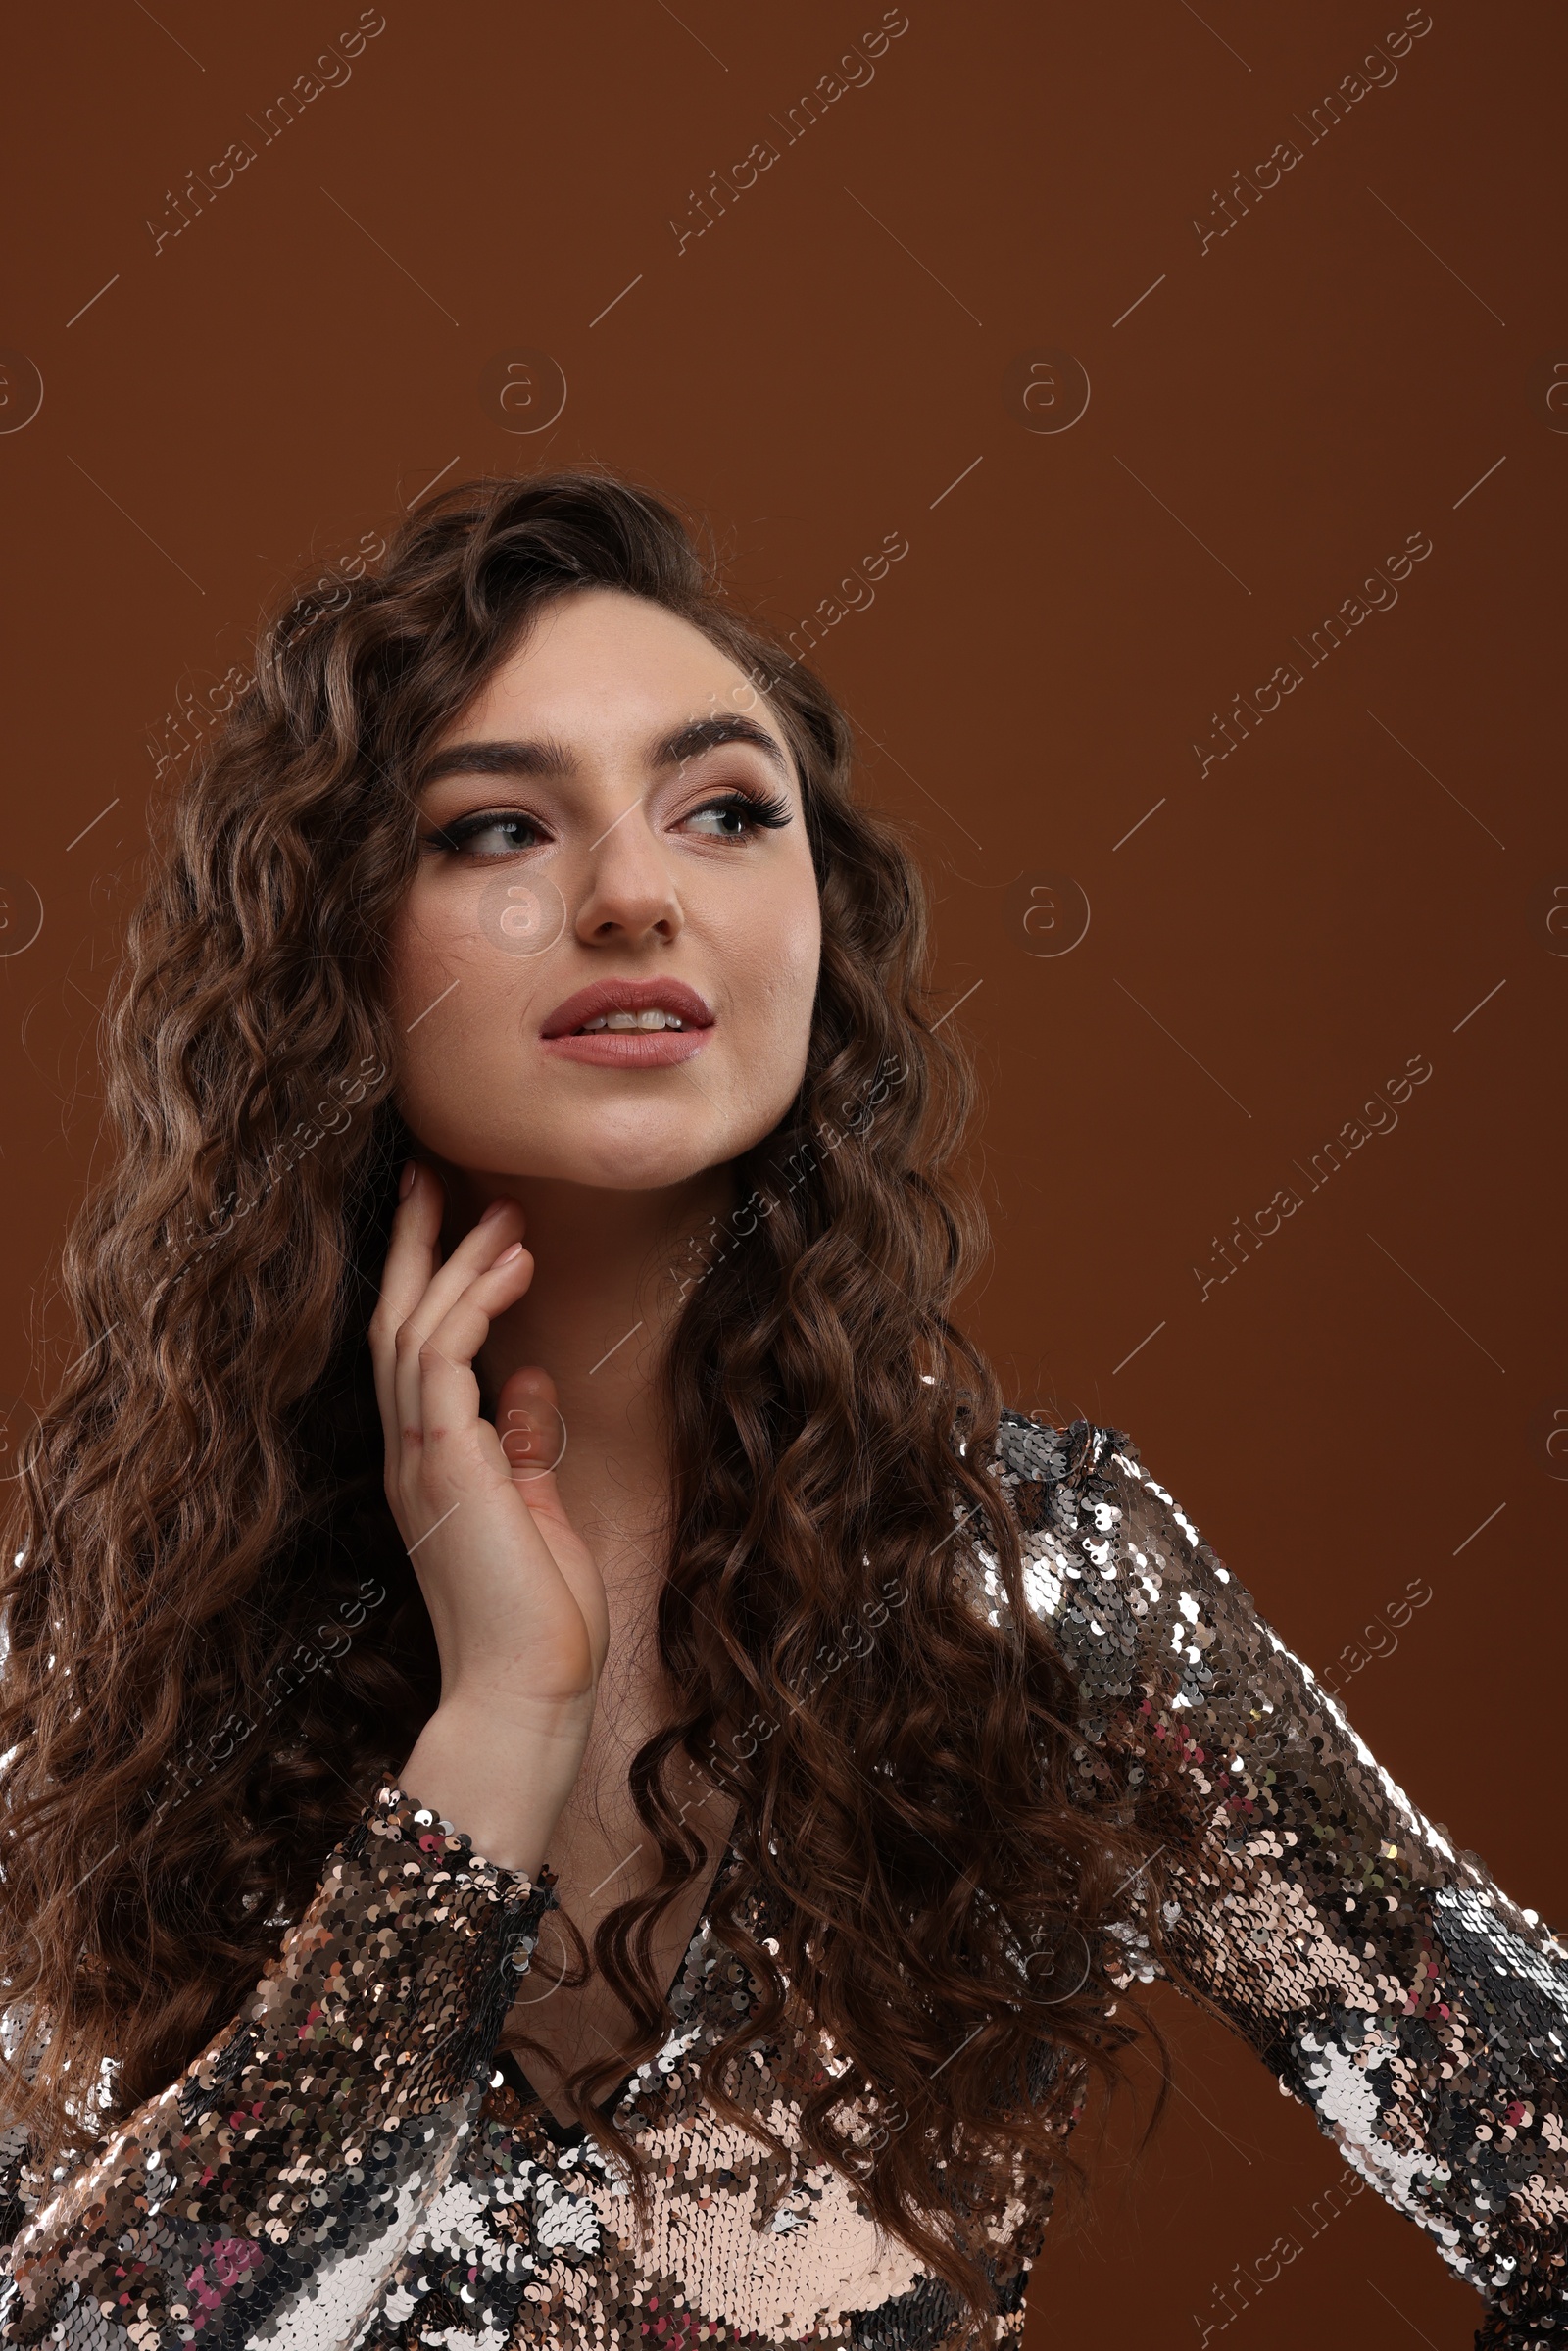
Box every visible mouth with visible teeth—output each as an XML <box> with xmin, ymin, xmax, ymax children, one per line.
<box><xmin>539</xmin><ymin>979</ymin><xmax>713</xmax><ymax>1066</ymax></box>
<box><xmin>575</xmin><ymin>1008</ymin><xmax>687</xmax><ymax>1032</ymax></box>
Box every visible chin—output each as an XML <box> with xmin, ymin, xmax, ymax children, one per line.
<box><xmin>566</xmin><ymin>1151</ymin><xmax>717</xmax><ymax>1193</ymax></box>
<box><xmin>536</xmin><ymin>1116</ymin><xmax>737</xmax><ymax>1194</ymax></box>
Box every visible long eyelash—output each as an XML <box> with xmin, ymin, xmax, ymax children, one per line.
<box><xmin>698</xmin><ymin>788</ymin><xmax>792</xmax><ymax>829</ymax></box>
<box><xmin>422</xmin><ymin>809</ymin><xmax>544</xmax><ymax>852</ymax></box>
<box><xmin>422</xmin><ymin>790</ymin><xmax>790</xmax><ymax>853</ymax></box>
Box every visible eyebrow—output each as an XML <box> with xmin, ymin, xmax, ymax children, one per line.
<box><xmin>416</xmin><ymin>712</ymin><xmax>792</xmax><ymax>792</ymax></box>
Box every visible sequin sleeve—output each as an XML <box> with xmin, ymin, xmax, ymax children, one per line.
<box><xmin>0</xmin><ymin>1778</ymin><xmax>557</xmax><ymax>2350</ymax></box>
<box><xmin>991</xmin><ymin>1413</ymin><xmax>1568</xmax><ymax>2351</ymax></box>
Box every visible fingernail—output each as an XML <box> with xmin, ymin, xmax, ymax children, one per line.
<box><xmin>494</xmin><ymin>1241</ymin><xmax>524</xmax><ymax>1265</ymax></box>
<box><xmin>480</xmin><ymin>1197</ymin><xmax>512</xmax><ymax>1223</ymax></box>
<box><xmin>399</xmin><ymin>1161</ymin><xmax>417</xmax><ymax>1200</ymax></box>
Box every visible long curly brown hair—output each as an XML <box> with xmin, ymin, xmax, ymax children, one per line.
<box><xmin>0</xmin><ymin>469</ymin><xmax>1158</xmax><ymax>2332</ymax></box>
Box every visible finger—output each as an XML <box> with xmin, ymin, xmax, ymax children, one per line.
<box><xmin>496</xmin><ymin>1365</ymin><xmax>569</xmax><ymax>1507</ymax></box>
<box><xmin>369</xmin><ymin>1162</ymin><xmax>448</xmax><ymax>1450</ymax></box>
<box><xmin>408</xmin><ymin>1184</ymin><xmax>527</xmax><ymax>1340</ymax></box>
<box><xmin>395</xmin><ymin>1239</ymin><xmax>531</xmax><ymax>1486</ymax></box>
<box><xmin>496</xmin><ymin>1367</ymin><xmax>582</xmax><ymax>1566</ymax></box>
<box><xmin>392</xmin><ymin>1189</ymin><xmax>525</xmax><ymax>1451</ymax></box>
<box><xmin>410</xmin><ymin>1248</ymin><xmax>539</xmax><ymax>1471</ymax></box>
<box><xmin>494</xmin><ymin>1366</ymin><xmax>606</xmax><ymax>1659</ymax></box>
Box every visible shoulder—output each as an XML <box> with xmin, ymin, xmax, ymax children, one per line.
<box><xmin>981</xmin><ymin>1411</ymin><xmax>1248</xmax><ymax>1721</ymax></box>
<box><xmin>992</xmin><ymin>1408</ymin><xmax>1204</xmax><ymax>1539</ymax></box>
<box><xmin>991</xmin><ymin>1409</ymin><xmax>1202</xmax><ymax>1552</ymax></box>
<box><xmin>993</xmin><ymin>1407</ymin><xmax>1121</xmax><ymax>1486</ymax></box>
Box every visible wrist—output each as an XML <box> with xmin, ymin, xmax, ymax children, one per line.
<box><xmin>427</xmin><ymin>1686</ymin><xmax>596</xmax><ymax>1746</ymax></box>
<box><xmin>400</xmin><ymin>1697</ymin><xmax>591</xmax><ymax>1877</ymax></box>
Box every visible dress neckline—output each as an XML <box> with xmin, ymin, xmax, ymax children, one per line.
<box><xmin>497</xmin><ymin>1824</ymin><xmax>748</xmax><ymax>2140</ymax></box>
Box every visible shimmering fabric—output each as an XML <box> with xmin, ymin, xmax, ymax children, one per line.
<box><xmin>0</xmin><ymin>1416</ymin><xmax>1562</xmax><ymax>2349</ymax></box>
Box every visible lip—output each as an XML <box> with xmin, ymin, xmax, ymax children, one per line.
<box><xmin>539</xmin><ymin>977</ymin><xmax>714</xmax><ymax>1038</ymax></box>
<box><xmin>538</xmin><ymin>975</ymin><xmax>714</xmax><ymax>1068</ymax></box>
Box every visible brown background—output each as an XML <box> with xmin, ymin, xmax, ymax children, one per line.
<box><xmin>1</xmin><ymin>2</ymin><xmax>1563</xmax><ymax>2343</ymax></box>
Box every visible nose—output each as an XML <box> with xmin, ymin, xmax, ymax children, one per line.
<box><xmin>571</xmin><ymin>803</ymin><xmax>684</xmax><ymax>947</ymax></box>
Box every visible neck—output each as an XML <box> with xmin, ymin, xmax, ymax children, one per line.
<box><xmin>435</xmin><ymin>1160</ymin><xmax>739</xmax><ymax>1562</ymax></box>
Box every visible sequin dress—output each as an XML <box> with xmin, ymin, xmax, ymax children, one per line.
<box><xmin>0</xmin><ymin>1416</ymin><xmax>1562</xmax><ymax>2349</ymax></box>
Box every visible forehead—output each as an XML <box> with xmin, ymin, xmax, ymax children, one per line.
<box><xmin>418</xmin><ymin>588</ymin><xmax>801</xmax><ymax>797</ymax></box>
<box><xmin>456</xmin><ymin>587</ymin><xmax>774</xmax><ymax>734</ymax></box>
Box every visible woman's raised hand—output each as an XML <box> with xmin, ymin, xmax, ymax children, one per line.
<box><xmin>368</xmin><ymin>1161</ymin><xmax>609</xmax><ymax>1873</ymax></box>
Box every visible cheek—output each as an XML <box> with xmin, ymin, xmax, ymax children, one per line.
<box><xmin>385</xmin><ymin>893</ymin><xmax>444</xmax><ymax>1014</ymax></box>
<box><xmin>386</xmin><ymin>892</ymin><xmax>478</xmax><ymax>1055</ymax></box>
<box><xmin>385</xmin><ymin>888</ymin><xmax>548</xmax><ymax>1102</ymax></box>
<box><xmin>386</xmin><ymin>896</ymin><xmax>466</xmax><ymax>1128</ymax></box>
<box><xmin>727</xmin><ymin>877</ymin><xmax>821</xmax><ymax>1068</ymax></box>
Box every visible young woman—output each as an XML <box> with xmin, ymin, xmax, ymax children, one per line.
<box><xmin>0</xmin><ymin>472</ymin><xmax>1558</xmax><ymax>2351</ymax></box>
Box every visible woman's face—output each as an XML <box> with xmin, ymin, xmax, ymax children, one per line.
<box><xmin>388</xmin><ymin>587</ymin><xmax>822</xmax><ymax>1194</ymax></box>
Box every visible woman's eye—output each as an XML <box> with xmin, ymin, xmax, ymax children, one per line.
<box><xmin>428</xmin><ymin>811</ymin><xmax>547</xmax><ymax>857</ymax></box>
<box><xmin>683</xmin><ymin>791</ymin><xmax>792</xmax><ymax>841</ymax></box>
